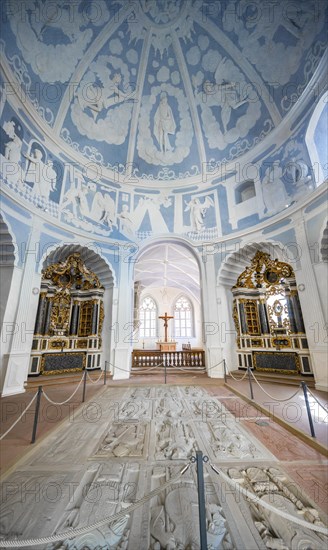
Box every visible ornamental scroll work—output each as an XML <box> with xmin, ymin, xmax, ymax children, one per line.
<box><xmin>42</xmin><ymin>252</ymin><xmax>103</xmax><ymax>290</ymax></box>
<box><xmin>49</xmin><ymin>291</ymin><xmax>71</xmax><ymax>334</ymax></box>
<box><xmin>233</xmin><ymin>251</ymin><xmax>294</xmax><ymax>290</ymax></box>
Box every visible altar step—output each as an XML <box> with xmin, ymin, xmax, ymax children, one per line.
<box><xmin>25</xmin><ymin>370</ymin><xmax>106</xmax><ymax>389</ymax></box>
<box><xmin>227</xmin><ymin>370</ymin><xmax>315</xmax><ymax>387</ymax></box>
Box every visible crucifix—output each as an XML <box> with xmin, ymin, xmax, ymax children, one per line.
<box><xmin>159</xmin><ymin>311</ymin><xmax>174</xmax><ymax>342</ymax></box>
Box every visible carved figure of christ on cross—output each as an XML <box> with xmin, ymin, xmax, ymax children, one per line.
<box><xmin>158</xmin><ymin>312</ymin><xmax>174</xmax><ymax>342</ymax></box>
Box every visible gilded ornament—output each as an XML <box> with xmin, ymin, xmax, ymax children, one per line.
<box><xmin>42</xmin><ymin>253</ymin><xmax>103</xmax><ymax>290</ymax></box>
<box><xmin>233</xmin><ymin>251</ymin><xmax>294</xmax><ymax>290</ymax></box>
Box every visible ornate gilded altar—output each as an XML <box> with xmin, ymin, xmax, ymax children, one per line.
<box><xmin>29</xmin><ymin>253</ymin><xmax>104</xmax><ymax>375</ymax></box>
<box><xmin>232</xmin><ymin>251</ymin><xmax>312</xmax><ymax>375</ymax></box>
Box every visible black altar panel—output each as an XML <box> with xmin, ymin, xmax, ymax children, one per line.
<box><xmin>42</xmin><ymin>353</ymin><xmax>85</xmax><ymax>375</ymax></box>
<box><xmin>253</xmin><ymin>352</ymin><xmax>299</xmax><ymax>374</ymax></box>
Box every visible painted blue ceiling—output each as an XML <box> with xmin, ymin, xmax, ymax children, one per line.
<box><xmin>1</xmin><ymin>0</ymin><xmax>327</xmax><ymax>184</ymax></box>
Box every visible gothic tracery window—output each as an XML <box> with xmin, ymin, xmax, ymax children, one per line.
<box><xmin>139</xmin><ymin>296</ymin><xmax>157</xmax><ymax>338</ymax></box>
<box><xmin>174</xmin><ymin>296</ymin><xmax>193</xmax><ymax>338</ymax></box>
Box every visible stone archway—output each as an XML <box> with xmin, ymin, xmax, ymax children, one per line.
<box><xmin>131</xmin><ymin>239</ymin><xmax>210</xmax><ymax>375</ymax></box>
<box><xmin>134</xmin><ymin>240</ymin><xmax>203</xmax><ymax>349</ymax></box>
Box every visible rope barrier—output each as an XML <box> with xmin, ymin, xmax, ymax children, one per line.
<box><xmin>132</xmin><ymin>361</ymin><xmax>206</xmax><ymax>373</ymax></box>
<box><xmin>109</xmin><ymin>361</ymin><xmax>133</xmax><ymax>374</ymax></box>
<box><xmin>210</xmin><ymin>464</ymin><xmax>328</xmax><ymax>536</ymax></box>
<box><xmin>306</xmin><ymin>387</ymin><xmax>328</xmax><ymax>414</ymax></box>
<box><xmin>42</xmin><ymin>374</ymin><xmax>84</xmax><ymax>406</ymax></box>
<box><xmin>0</xmin><ymin>463</ymin><xmax>190</xmax><ymax>548</ymax></box>
<box><xmin>131</xmin><ymin>362</ymin><xmax>165</xmax><ymax>373</ymax></box>
<box><xmin>113</xmin><ymin>356</ymin><xmax>223</xmax><ymax>375</ymax></box>
<box><xmin>207</xmin><ymin>359</ymin><xmax>226</xmax><ymax>371</ymax></box>
<box><xmin>114</xmin><ymin>360</ymin><xmax>205</xmax><ymax>374</ymax></box>
<box><xmin>0</xmin><ymin>393</ymin><xmax>38</xmax><ymax>440</ymax></box>
<box><xmin>86</xmin><ymin>370</ymin><xmax>104</xmax><ymax>384</ymax></box>
<box><xmin>226</xmin><ymin>369</ymin><xmax>248</xmax><ymax>382</ymax></box>
<box><xmin>249</xmin><ymin>369</ymin><xmax>301</xmax><ymax>402</ymax></box>
<box><xmin>167</xmin><ymin>365</ymin><xmax>206</xmax><ymax>373</ymax></box>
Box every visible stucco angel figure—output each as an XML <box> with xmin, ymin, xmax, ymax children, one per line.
<box><xmin>154</xmin><ymin>91</ymin><xmax>176</xmax><ymax>153</ymax></box>
<box><xmin>61</xmin><ymin>176</ymin><xmax>89</xmax><ymax>219</ymax></box>
<box><xmin>4</xmin><ymin>132</ymin><xmax>22</xmax><ymax>164</ymax></box>
<box><xmin>262</xmin><ymin>160</ymin><xmax>290</xmax><ymax>215</ymax></box>
<box><xmin>118</xmin><ymin>204</ymin><xmax>135</xmax><ymax>236</ymax></box>
<box><xmin>214</xmin><ymin>57</ymin><xmax>250</xmax><ymax>134</ymax></box>
<box><xmin>32</xmin><ymin>0</ymin><xmax>87</xmax><ymax>43</ymax></box>
<box><xmin>90</xmin><ymin>191</ymin><xmax>117</xmax><ymax>229</ymax></box>
<box><xmin>79</xmin><ymin>73</ymin><xmax>132</xmax><ymax>121</ymax></box>
<box><xmin>185</xmin><ymin>196</ymin><xmax>215</xmax><ymax>232</ymax></box>
<box><xmin>23</xmin><ymin>148</ymin><xmax>45</xmax><ymax>195</ymax></box>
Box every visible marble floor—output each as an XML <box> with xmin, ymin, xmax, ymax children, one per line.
<box><xmin>0</xmin><ymin>381</ymin><xmax>327</xmax><ymax>549</ymax></box>
<box><xmin>224</xmin><ymin>377</ymin><xmax>328</xmax><ymax>448</ymax></box>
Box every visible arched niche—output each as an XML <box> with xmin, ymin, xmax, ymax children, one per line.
<box><xmin>230</xmin><ymin>251</ymin><xmax>312</xmax><ymax>376</ymax></box>
<box><xmin>29</xmin><ymin>245</ymin><xmax>114</xmax><ymax>376</ymax></box>
<box><xmin>217</xmin><ymin>241</ymin><xmax>288</xmax><ymax>288</ymax></box>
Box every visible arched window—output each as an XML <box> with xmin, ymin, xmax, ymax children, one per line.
<box><xmin>305</xmin><ymin>91</ymin><xmax>328</xmax><ymax>186</ymax></box>
<box><xmin>174</xmin><ymin>296</ymin><xmax>193</xmax><ymax>338</ymax></box>
<box><xmin>139</xmin><ymin>296</ymin><xmax>157</xmax><ymax>338</ymax></box>
<box><xmin>320</xmin><ymin>221</ymin><xmax>328</xmax><ymax>262</ymax></box>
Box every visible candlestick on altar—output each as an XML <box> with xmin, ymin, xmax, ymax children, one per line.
<box><xmin>158</xmin><ymin>311</ymin><xmax>174</xmax><ymax>343</ymax></box>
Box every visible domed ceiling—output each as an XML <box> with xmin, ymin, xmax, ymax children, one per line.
<box><xmin>2</xmin><ymin>0</ymin><xmax>326</xmax><ymax>182</ymax></box>
<box><xmin>1</xmin><ymin>0</ymin><xmax>327</xmax><ymax>241</ymax></box>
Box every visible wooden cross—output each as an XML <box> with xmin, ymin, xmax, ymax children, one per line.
<box><xmin>158</xmin><ymin>311</ymin><xmax>174</xmax><ymax>342</ymax></box>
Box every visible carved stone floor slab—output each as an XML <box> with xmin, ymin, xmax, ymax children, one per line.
<box><xmin>1</xmin><ymin>385</ymin><xmax>327</xmax><ymax>550</ymax></box>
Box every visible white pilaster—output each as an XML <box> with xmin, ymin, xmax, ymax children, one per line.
<box><xmin>0</xmin><ymin>266</ymin><xmax>24</xmax><ymax>390</ymax></box>
<box><xmin>217</xmin><ymin>286</ymin><xmax>237</xmax><ymax>372</ymax></box>
<box><xmin>294</xmin><ymin>216</ymin><xmax>328</xmax><ymax>391</ymax></box>
<box><xmin>2</xmin><ymin>222</ymin><xmax>42</xmax><ymax>395</ymax></box>
<box><xmin>101</xmin><ymin>286</ymin><xmax>114</xmax><ymax>373</ymax></box>
<box><xmin>112</xmin><ymin>258</ymin><xmax>133</xmax><ymax>380</ymax></box>
<box><xmin>202</xmin><ymin>252</ymin><xmax>224</xmax><ymax>378</ymax></box>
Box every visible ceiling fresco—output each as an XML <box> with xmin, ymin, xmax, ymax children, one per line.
<box><xmin>1</xmin><ymin>0</ymin><xmax>326</xmax><ymax>182</ymax></box>
<box><xmin>0</xmin><ymin>0</ymin><xmax>327</xmax><ymax>243</ymax></box>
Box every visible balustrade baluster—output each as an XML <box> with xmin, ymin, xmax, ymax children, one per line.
<box><xmin>131</xmin><ymin>349</ymin><xmax>206</xmax><ymax>373</ymax></box>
